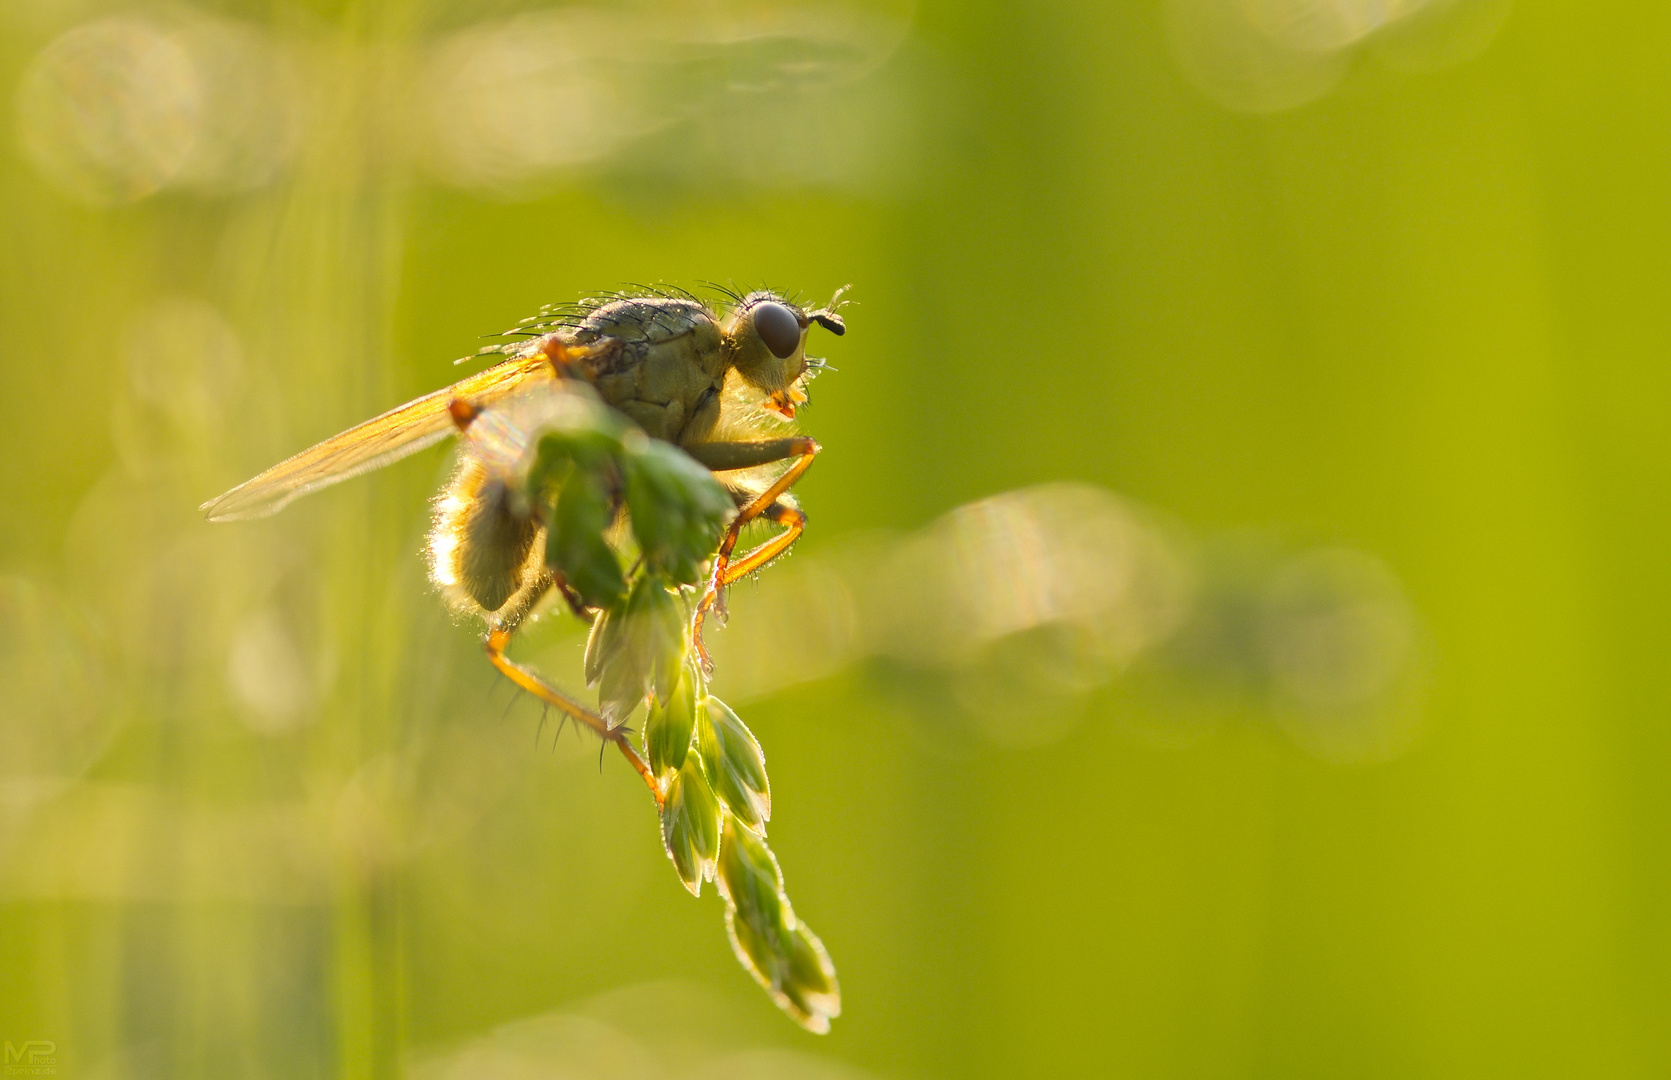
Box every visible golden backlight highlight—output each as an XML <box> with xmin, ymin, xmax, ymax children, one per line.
<box><xmin>426</xmin><ymin>457</ymin><xmax>548</xmax><ymax>619</ymax></box>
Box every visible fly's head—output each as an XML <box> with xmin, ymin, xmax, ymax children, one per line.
<box><xmin>722</xmin><ymin>290</ymin><xmax>846</xmax><ymax>419</ymax></box>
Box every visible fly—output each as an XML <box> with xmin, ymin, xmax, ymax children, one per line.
<box><xmin>202</xmin><ymin>285</ymin><xmax>848</xmax><ymax>1032</ymax></box>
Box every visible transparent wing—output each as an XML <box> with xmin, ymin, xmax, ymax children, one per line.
<box><xmin>201</xmin><ymin>351</ymin><xmax>559</xmax><ymax>521</ymax></box>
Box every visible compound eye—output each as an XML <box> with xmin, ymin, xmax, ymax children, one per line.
<box><xmin>753</xmin><ymin>301</ymin><xmax>802</xmax><ymax>359</ymax></box>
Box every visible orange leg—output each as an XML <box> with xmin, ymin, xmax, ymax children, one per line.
<box><xmin>712</xmin><ymin>438</ymin><xmax>818</xmax><ymax>563</ymax></box>
<box><xmin>720</xmin><ymin>501</ymin><xmax>805</xmax><ymax>582</ymax></box>
<box><xmin>688</xmin><ymin>437</ymin><xmax>820</xmax><ymax>667</ymax></box>
<box><xmin>485</xmin><ymin>627</ymin><xmax>662</xmax><ymax>806</ymax></box>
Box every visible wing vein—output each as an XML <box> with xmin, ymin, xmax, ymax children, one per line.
<box><xmin>200</xmin><ymin>352</ymin><xmax>557</xmax><ymax>521</ymax></box>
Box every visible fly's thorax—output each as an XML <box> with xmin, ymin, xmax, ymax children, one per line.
<box><xmin>572</xmin><ymin>298</ymin><xmax>727</xmax><ymax>446</ymax></box>
<box><xmin>575</xmin><ymin>296</ymin><xmax>720</xmax><ymax>351</ymax></box>
<box><xmin>428</xmin><ymin>457</ymin><xmax>547</xmax><ymax>619</ymax></box>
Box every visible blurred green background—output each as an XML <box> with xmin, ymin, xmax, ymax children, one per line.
<box><xmin>2</xmin><ymin>0</ymin><xmax>1668</xmax><ymax>1076</ymax></box>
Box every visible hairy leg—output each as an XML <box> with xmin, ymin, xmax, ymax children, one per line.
<box><xmin>486</xmin><ymin>587</ymin><xmax>660</xmax><ymax>804</ymax></box>
<box><xmin>684</xmin><ymin>437</ymin><xmax>820</xmax><ymax>666</ymax></box>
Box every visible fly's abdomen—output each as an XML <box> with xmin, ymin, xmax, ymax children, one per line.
<box><xmin>428</xmin><ymin>458</ymin><xmax>545</xmax><ymax>616</ymax></box>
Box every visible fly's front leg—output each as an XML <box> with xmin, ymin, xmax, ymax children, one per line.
<box><xmin>719</xmin><ymin>500</ymin><xmax>805</xmax><ymax>582</ymax></box>
<box><xmin>486</xmin><ymin>591</ymin><xmax>660</xmax><ymax>803</ymax></box>
<box><xmin>684</xmin><ymin>436</ymin><xmax>820</xmax><ymax>666</ymax></box>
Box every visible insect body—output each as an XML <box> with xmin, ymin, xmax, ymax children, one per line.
<box><xmin>202</xmin><ymin>286</ymin><xmax>847</xmax><ymax>1032</ymax></box>
<box><xmin>201</xmin><ymin>289</ymin><xmax>841</xmax><ymax>518</ymax></box>
<box><xmin>421</xmin><ymin>292</ymin><xmax>838</xmax><ymax>627</ymax></box>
